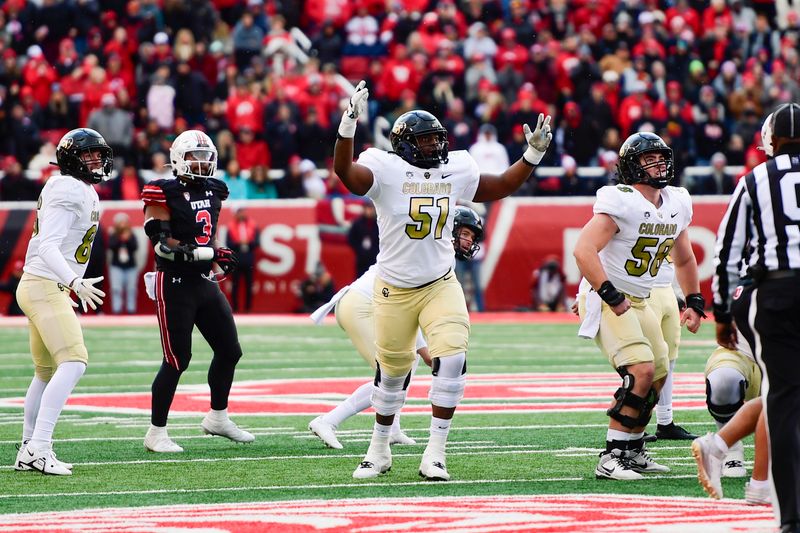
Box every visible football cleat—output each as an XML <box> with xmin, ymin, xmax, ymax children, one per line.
<box><xmin>308</xmin><ymin>416</ymin><xmax>343</xmax><ymax>449</ymax></box>
<box><xmin>722</xmin><ymin>442</ymin><xmax>746</xmax><ymax>478</ymax></box>
<box><xmin>692</xmin><ymin>433</ymin><xmax>725</xmax><ymax>499</ymax></box>
<box><xmin>627</xmin><ymin>447</ymin><xmax>670</xmax><ymax>473</ymax></box>
<box><xmin>14</xmin><ymin>442</ymin><xmax>73</xmax><ymax>471</ymax></box>
<box><xmin>655</xmin><ymin>423</ymin><xmax>699</xmax><ymax>440</ymax></box>
<box><xmin>595</xmin><ymin>449</ymin><xmax>643</xmax><ymax>480</ymax></box>
<box><xmin>390</xmin><ymin>431</ymin><xmax>416</xmax><ymax>446</ymax></box>
<box><xmin>744</xmin><ymin>482</ymin><xmax>771</xmax><ymax>505</ymax></box>
<box><xmin>19</xmin><ymin>444</ymin><xmax>72</xmax><ymax>476</ymax></box>
<box><xmin>352</xmin><ymin>451</ymin><xmax>392</xmax><ymax>479</ymax></box>
<box><xmin>419</xmin><ymin>452</ymin><xmax>450</xmax><ymax>481</ymax></box>
<box><xmin>144</xmin><ymin>427</ymin><xmax>184</xmax><ymax>453</ymax></box>
<box><xmin>642</xmin><ymin>432</ymin><xmax>657</xmax><ymax>443</ymax></box>
<box><xmin>201</xmin><ymin>414</ymin><xmax>255</xmax><ymax>443</ymax></box>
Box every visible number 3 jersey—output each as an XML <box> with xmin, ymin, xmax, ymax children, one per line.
<box><xmin>358</xmin><ymin>148</ymin><xmax>480</xmax><ymax>288</ymax></box>
<box><xmin>142</xmin><ymin>177</ymin><xmax>229</xmax><ymax>274</ymax></box>
<box><xmin>582</xmin><ymin>184</ymin><xmax>693</xmax><ymax>298</ymax></box>
<box><xmin>24</xmin><ymin>174</ymin><xmax>100</xmax><ymax>285</ymax></box>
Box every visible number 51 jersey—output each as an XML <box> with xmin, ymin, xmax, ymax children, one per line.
<box><xmin>358</xmin><ymin>148</ymin><xmax>480</xmax><ymax>288</ymax></box>
<box><xmin>588</xmin><ymin>184</ymin><xmax>693</xmax><ymax>298</ymax></box>
<box><xmin>142</xmin><ymin>177</ymin><xmax>229</xmax><ymax>274</ymax></box>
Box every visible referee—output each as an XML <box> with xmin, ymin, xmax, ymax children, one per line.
<box><xmin>713</xmin><ymin>103</ymin><xmax>800</xmax><ymax>533</ymax></box>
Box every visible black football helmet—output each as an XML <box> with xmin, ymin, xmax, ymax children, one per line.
<box><xmin>389</xmin><ymin>110</ymin><xmax>449</xmax><ymax>169</ymax></box>
<box><xmin>616</xmin><ymin>132</ymin><xmax>673</xmax><ymax>189</ymax></box>
<box><xmin>453</xmin><ymin>206</ymin><xmax>484</xmax><ymax>261</ymax></box>
<box><xmin>55</xmin><ymin>128</ymin><xmax>113</xmax><ymax>184</ymax></box>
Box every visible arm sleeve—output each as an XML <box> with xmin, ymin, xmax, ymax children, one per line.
<box><xmin>463</xmin><ymin>155</ymin><xmax>481</xmax><ymax>202</ymax></box>
<box><xmin>358</xmin><ymin>149</ymin><xmax>383</xmax><ymax>199</ymax></box>
<box><xmin>37</xmin><ymin>199</ymin><xmax>81</xmax><ymax>285</ymax></box>
<box><xmin>711</xmin><ymin>179</ymin><xmax>751</xmax><ymax>317</ymax></box>
<box><xmin>142</xmin><ymin>182</ymin><xmax>167</xmax><ymax>208</ymax></box>
<box><xmin>593</xmin><ymin>186</ymin><xmax>626</xmax><ymax>223</ymax></box>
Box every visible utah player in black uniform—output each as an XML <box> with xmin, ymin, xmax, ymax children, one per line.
<box><xmin>141</xmin><ymin>130</ymin><xmax>253</xmax><ymax>453</ymax></box>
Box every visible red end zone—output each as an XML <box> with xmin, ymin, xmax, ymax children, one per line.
<box><xmin>0</xmin><ymin>495</ymin><xmax>775</xmax><ymax>532</ymax></box>
<box><xmin>0</xmin><ymin>373</ymin><xmax>708</xmax><ymax>415</ymax></box>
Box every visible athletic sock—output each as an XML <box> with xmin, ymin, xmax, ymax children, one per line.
<box><xmin>22</xmin><ymin>376</ymin><xmax>48</xmax><ymax>442</ymax></box>
<box><xmin>324</xmin><ymin>382</ymin><xmax>372</xmax><ymax>427</ymax></box>
<box><xmin>30</xmin><ymin>362</ymin><xmax>85</xmax><ymax>450</ymax></box>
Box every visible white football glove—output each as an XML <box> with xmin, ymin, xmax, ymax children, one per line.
<box><xmin>522</xmin><ymin>113</ymin><xmax>553</xmax><ymax>165</ymax></box>
<box><xmin>338</xmin><ymin>80</ymin><xmax>369</xmax><ymax>138</ymax></box>
<box><xmin>70</xmin><ymin>276</ymin><xmax>105</xmax><ymax>312</ymax></box>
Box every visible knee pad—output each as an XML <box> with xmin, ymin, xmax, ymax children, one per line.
<box><xmin>429</xmin><ymin>352</ymin><xmax>467</xmax><ymax>408</ymax></box>
<box><xmin>371</xmin><ymin>363</ymin><xmax>411</xmax><ymax>416</ymax></box>
<box><xmin>607</xmin><ymin>368</ymin><xmax>658</xmax><ymax>428</ymax></box>
<box><xmin>705</xmin><ymin>376</ymin><xmax>746</xmax><ymax>424</ymax></box>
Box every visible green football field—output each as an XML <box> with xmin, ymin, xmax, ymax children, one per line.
<box><xmin>0</xmin><ymin>319</ymin><xmax>772</xmax><ymax>530</ymax></box>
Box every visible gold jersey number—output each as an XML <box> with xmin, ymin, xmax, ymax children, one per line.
<box><xmin>75</xmin><ymin>225</ymin><xmax>98</xmax><ymax>264</ymax></box>
<box><xmin>625</xmin><ymin>236</ymin><xmax>674</xmax><ymax>277</ymax></box>
<box><xmin>405</xmin><ymin>197</ymin><xmax>450</xmax><ymax>240</ymax></box>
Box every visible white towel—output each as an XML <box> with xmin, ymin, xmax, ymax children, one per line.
<box><xmin>578</xmin><ymin>291</ymin><xmax>602</xmax><ymax>339</ymax></box>
<box><xmin>310</xmin><ymin>285</ymin><xmax>350</xmax><ymax>324</ymax></box>
<box><xmin>143</xmin><ymin>272</ymin><xmax>157</xmax><ymax>301</ymax></box>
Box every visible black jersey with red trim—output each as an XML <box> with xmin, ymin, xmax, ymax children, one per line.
<box><xmin>142</xmin><ymin>177</ymin><xmax>229</xmax><ymax>273</ymax></box>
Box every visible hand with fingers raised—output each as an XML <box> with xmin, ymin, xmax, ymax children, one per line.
<box><xmin>522</xmin><ymin>113</ymin><xmax>553</xmax><ymax>165</ymax></box>
<box><xmin>69</xmin><ymin>276</ymin><xmax>105</xmax><ymax>313</ymax></box>
<box><xmin>338</xmin><ymin>80</ymin><xmax>369</xmax><ymax>138</ymax></box>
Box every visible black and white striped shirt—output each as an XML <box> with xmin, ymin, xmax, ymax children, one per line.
<box><xmin>712</xmin><ymin>153</ymin><xmax>800</xmax><ymax>315</ymax></box>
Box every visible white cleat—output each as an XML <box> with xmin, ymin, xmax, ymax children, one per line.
<box><xmin>419</xmin><ymin>452</ymin><xmax>450</xmax><ymax>481</ymax></box>
<box><xmin>352</xmin><ymin>451</ymin><xmax>392</xmax><ymax>479</ymax></box>
<box><xmin>144</xmin><ymin>427</ymin><xmax>184</xmax><ymax>453</ymax></box>
<box><xmin>390</xmin><ymin>431</ymin><xmax>416</xmax><ymax>446</ymax></box>
<box><xmin>19</xmin><ymin>444</ymin><xmax>72</xmax><ymax>476</ymax></box>
<box><xmin>308</xmin><ymin>416</ymin><xmax>343</xmax><ymax>449</ymax></box>
<box><xmin>595</xmin><ymin>449</ymin><xmax>644</xmax><ymax>480</ymax></box>
<box><xmin>744</xmin><ymin>482</ymin><xmax>771</xmax><ymax>505</ymax></box>
<box><xmin>201</xmin><ymin>414</ymin><xmax>255</xmax><ymax>443</ymax></box>
<box><xmin>692</xmin><ymin>433</ymin><xmax>725</xmax><ymax>499</ymax></box>
<box><xmin>722</xmin><ymin>442</ymin><xmax>747</xmax><ymax>478</ymax></box>
<box><xmin>627</xmin><ymin>447</ymin><xmax>670</xmax><ymax>473</ymax></box>
<box><xmin>15</xmin><ymin>442</ymin><xmax>72</xmax><ymax>471</ymax></box>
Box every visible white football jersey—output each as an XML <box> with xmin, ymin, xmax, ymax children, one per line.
<box><xmin>24</xmin><ymin>175</ymin><xmax>100</xmax><ymax>285</ymax></box>
<box><xmin>580</xmin><ymin>184</ymin><xmax>692</xmax><ymax>298</ymax></box>
<box><xmin>653</xmin><ymin>255</ymin><xmax>675</xmax><ymax>288</ymax></box>
<box><xmin>350</xmin><ymin>264</ymin><xmax>377</xmax><ymax>298</ymax></box>
<box><xmin>359</xmin><ymin>148</ymin><xmax>480</xmax><ymax>288</ymax></box>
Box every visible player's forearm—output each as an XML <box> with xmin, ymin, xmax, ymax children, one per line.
<box><xmin>674</xmin><ymin>257</ymin><xmax>700</xmax><ymax>297</ymax></box>
<box><xmin>333</xmin><ymin>137</ymin><xmax>371</xmax><ymax>196</ymax></box>
<box><xmin>473</xmin><ymin>160</ymin><xmax>535</xmax><ymax>202</ymax></box>
<box><xmin>38</xmin><ymin>208</ymin><xmax>81</xmax><ymax>285</ymax></box>
<box><xmin>574</xmin><ymin>244</ymin><xmax>609</xmax><ymax>291</ymax></box>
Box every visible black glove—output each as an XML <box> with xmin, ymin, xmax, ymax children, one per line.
<box><xmin>685</xmin><ymin>293</ymin><xmax>707</xmax><ymax>318</ymax></box>
<box><xmin>214</xmin><ymin>247</ymin><xmax>239</xmax><ymax>274</ymax></box>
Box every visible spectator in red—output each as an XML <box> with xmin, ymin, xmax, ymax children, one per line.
<box><xmin>702</xmin><ymin>0</ymin><xmax>733</xmax><ymax>37</ymax></box>
<box><xmin>665</xmin><ymin>80</ymin><xmax>695</xmax><ymax>125</ymax></box>
<box><xmin>666</xmin><ymin>0</ymin><xmax>702</xmax><ymax>37</ymax></box>
<box><xmin>151</xmin><ymin>31</ymin><xmax>173</xmax><ymax>64</ymax></box>
<box><xmin>617</xmin><ymin>79</ymin><xmax>652</xmax><ymax>137</ymax></box>
<box><xmin>235</xmin><ymin>127</ymin><xmax>270</xmax><ymax>171</ymax></box>
<box><xmin>79</xmin><ymin>65</ymin><xmax>111</xmax><ymax>126</ymax></box>
<box><xmin>111</xmin><ymin>164</ymin><xmax>145</xmax><ymax>201</ymax></box>
<box><xmin>570</xmin><ymin>0</ymin><xmax>613</xmax><ymax>39</ymax></box>
<box><xmin>295</xmin><ymin>74</ymin><xmax>333</xmax><ymax>129</ymax></box>
<box><xmin>21</xmin><ymin>45</ymin><xmax>56</xmax><ymax>109</ymax></box>
<box><xmin>303</xmin><ymin>0</ymin><xmax>352</xmax><ymax>33</ymax></box>
<box><xmin>376</xmin><ymin>44</ymin><xmax>416</xmax><ymax>108</ymax></box>
<box><xmin>54</xmin><ymin>38</ymin><xmax>79</xmax><ymax>78</ymax></box>
<box><xmin>226</xmin><ymin>80</ymin><xmax>264</xmax><ymax>135</ymax></box>
<box><xmin>436</xmin><ymin>0</ymin><xmax>467</xmax><ymax>38</ymax></box>
<box><xmin>106</xmin><ymin>52</ymin><xmax>136</xmax><ymax>102</ymax></box>
<box><xmin>225</xmin><ymin>208</ymin><xmax>258</xmax><ymax>313</ymax></box>
<box><xmin>494</xmin><ymin>28</ymin><xmax>528</xmax><ymax>74</ymax></box>
<box><xmin>523</xmin><ymin>43</ymin><xmax>557</xmax><ymax>104</ymax></box>
<box><xmin>418</xmin><ymin>12</ymin><xmax>446</xmax><ymax>56</ymax></box>
<box><xmin>104</xmin><ymin>26</ymin><xmax>138</xmax><ymax>72</ymax></box>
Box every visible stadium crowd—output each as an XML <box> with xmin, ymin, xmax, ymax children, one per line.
<box><xmin>0</xmin><ymin>0</ymin><xmax>797</xmax><ymax>201</ymax></box>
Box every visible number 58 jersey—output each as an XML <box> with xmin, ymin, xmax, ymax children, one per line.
<box><xmin>591</xmin><ymin>184</ymin><xmax>692</xmax><ymax>298</ymax></box>
<box><xmin>358</xmin><ymin>148</ymin><xmax>480</xmax><ymax>288</ymax></box>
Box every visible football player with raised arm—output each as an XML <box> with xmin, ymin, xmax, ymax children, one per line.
<box><xmin>333</xmin><ymin>80</ymin><xmax>552</xmax><ymax>481</ymax></box>
<box><xmin>14</xmin><ymin>128</ymin><xmax>111</xmax><ymax>475</ymax></box>
<box><xmin>573</xmin><ymin>132</ymin><xmax>704</xmax><ymax>481</ymax></box>
<box><xmin>307</xmin><ymin>207</ymin><xmax>484</xmax><ymax>450</ymax></box>
<box><xmin>141</xmin><ymin>130</ymin><xmax>252</xmax><ymax>453</ymax></box>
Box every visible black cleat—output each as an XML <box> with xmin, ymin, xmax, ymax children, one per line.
<box><xmin>643</xmin><ymin>432</ymin><xmax>657</xmax><ymax>443</ymax></box>
<box><xmin>655</xmin><ymin>422</ymin><xmax>699</xmax><ymax>440</ymax></box>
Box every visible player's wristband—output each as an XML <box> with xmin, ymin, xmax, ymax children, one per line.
<box><xmin>338</xmin><ymin>114</ymin><xmax>357</xmax><ymax>138</ymax></box>
<box><xmin>686</xmin><ymin>293</ymin><xmax>707</xmax><ymax>318</ymax></box>
<box><xmin>522</xmin><ymin>146</ymin><xmax>545</xmax><ymax>166</ymax></box>
<box><xmin>597</xmin><ymin>281</ymin><xmax>625</xmax><ymax>306</ymax></box>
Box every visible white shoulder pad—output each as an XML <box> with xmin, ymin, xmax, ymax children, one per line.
<box><xmin>593</xmin><ymin>184</ymin><xmax>633</xmax><ymax>220</ymax></box>
<box><xmin>356</xmin><ymin>147</ymin><xmax>390</xmax><ymax>169</ymax></box>
<box><xmin>666</xmin><ymin>185</ymin><xmax>693</xmax><ymax>223</ymax></box>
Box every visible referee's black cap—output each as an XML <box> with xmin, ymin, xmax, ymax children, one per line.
<box><xmin>772</xmin><ymin>103</ymin><xmax>800</xmax><ymax>139</ymax></box>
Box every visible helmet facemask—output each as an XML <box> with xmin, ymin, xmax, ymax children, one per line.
<box><xmin>77</xmin><ymin>147</ymin><xmax>114</xmax><ymax>184</ymax></box>
<box><xmin>452</xmin><ymin>206</ymin><xmax>484</xmax><ymax>261</ymax></box>
<box><xmin>390</xmin><ymin>111</ymin><xmax>450</xmax><ymax>169</ymax></box>
<box><xmin>616</xmin><ymin>132</ymin><xmax>674</xmax><ymax>189</ymax></box>
<box><xmin>177</xmin><ymin>149</ymin><xmax>217</xmax><ymax>181</ymax></box>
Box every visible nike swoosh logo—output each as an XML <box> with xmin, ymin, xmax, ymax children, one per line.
<box><xmin>598</xmin><ymin>464</ymin><xmax>614</xmax><ymax>474</ymax></box>
<box><xmin>670</xmin><ymin>212</ymin><xmax>678</xmax><ymax>218</ymax></box>
<box><xmin>27</xmin><ymin>450</ymin><xmax>34</xmax><ymax>457</ymax></box>
<box><xmin>443</xmin><ymin>275</ymin><xmax>452</xmax><ymax>281</ymax></box>
<box><xmin>442</xmin><ymin>174</ymin><xmax>452</xmax><ymax>179</ymax></box>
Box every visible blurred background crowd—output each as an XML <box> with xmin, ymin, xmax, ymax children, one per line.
<box><xmin>0</xmin><ymin>0</ymin><xmax>797</xmax><ymax>202</ymax></box>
